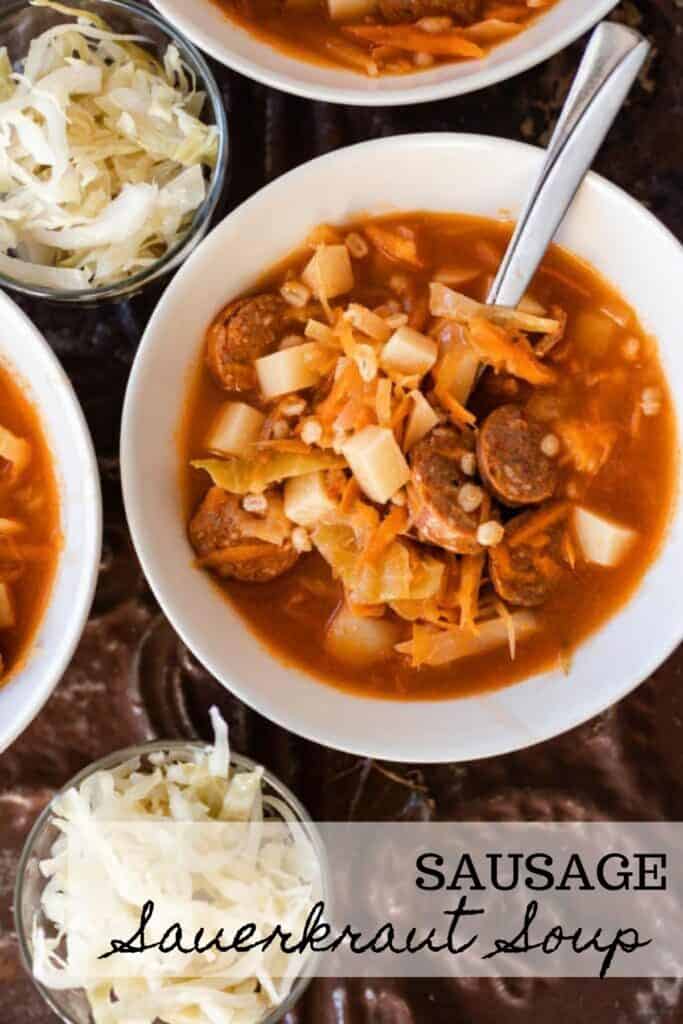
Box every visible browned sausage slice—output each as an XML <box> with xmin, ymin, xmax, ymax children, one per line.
<box><xmin>489</xmin><ymin>503</ymin><xmax>569</xmax><ymax>607</ymax></box>
<box><xmin>378</xmin><ymin>0</ymin><xmax>481</xmax><ymax>22</ymax></box>
<box><xmin>206</xmin><ymin>294</ymin><xmax>286</xmax><ymax>392</ymax></box>
<box><xmin>407</xmin><ymin>426</ymin><xmax>481</xmax><ymax>555</ymax></box>
<box><xmin>477</xmin><ymin>404</ymin><xmax>558</xmax><ymax>509</ymax></box>
<box><xmin>189</xmin><ymin>487</ymin><xmax>298</xmax><ymax>583</ymax></box>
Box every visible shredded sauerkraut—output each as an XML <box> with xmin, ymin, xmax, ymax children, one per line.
<box><xmin>0</xmin><ymin>1</ymin><xmax>218</xmax><ymax>289</ymax></box>
<box><xmin>32</xmin><ymin>708</ymin><xmax>322</xmax><ymax>1024</ymax></box>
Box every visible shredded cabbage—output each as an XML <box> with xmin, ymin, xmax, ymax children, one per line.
<box><xmin>0</xmin><ymin>1</ymin><xmax>218</xmax><ymax>289</ymax></box>
<box><xmin>32</xmin><ymin>708</ymin><xmax>321</xmax><ymax>1024</ymax></box>
<box><xmin>313</xmin><ymin>521</ymin><xmax>444</xmax><ymax>605</ymax></box>
<box><xmin>193</xmin><ymin>452</ymin><xmax>345</xmax><ymax>495</ymax></box>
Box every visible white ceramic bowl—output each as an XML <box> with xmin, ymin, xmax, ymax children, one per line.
<box><xmin>0</xmin><ymin>293</ymin><xmax>101</xmax><ymax>753</ymax></box>
<box><xmin>121</xmin><ymin>134</ymin><xmax>683</xmax><ymax>763</ymax></box>
<box><xmin>151</xmin><ymin>0</ymin><xmax>618</xmax><ymax>106</ymax></box>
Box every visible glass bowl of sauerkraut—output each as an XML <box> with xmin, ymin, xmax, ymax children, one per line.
<box><xmin>15</xmin><ymin>711</ymin><xmax>327</xmax><ymax>1024</ymax></box>
<box><xmin>0</xmin><ymin>0</ymin><xmax>229</xmax><ymax>303</ymax></box>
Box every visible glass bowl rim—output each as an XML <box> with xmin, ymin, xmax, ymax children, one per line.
<box><xmin>14</xmin><ymin>737</ymin><xmax>328</xmax><ymax>1024</ymax></box>
<box><xmin>0</xmin><ymin>0</ymin><xmax>229</xmax><ymax>304</ymax></box>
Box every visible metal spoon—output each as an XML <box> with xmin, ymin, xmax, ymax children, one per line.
<box><xmin>487</xmin><ymin>21</ymin><xmax>650</xmax><ymax>309</ymax></box>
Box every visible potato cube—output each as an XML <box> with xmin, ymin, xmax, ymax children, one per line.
<box><xmin>255</xmin><ymin>342</ymin><xmax>321</xmax><ymax>399</ymax></box>
<box><xmin>325</xmin><ymin>605</ymin><xmax>401</xmax><ymax>666</ymax></box>
<box><xmin>0</xmin><ymin>583</ymin><xmax>15</xmax><ymax>629</ymax></box>
<box><xmin>206</xmin><ymin>402</ymin><xmax>264</xmax><ymax>457</ymax></box>
<box><xmin>573</xmin><ymin>507</ymin><xmax>637</xmax><ymax>568</ymax></box>
<box><xmin>573</xmin><ymin>311</ymin><xmax>615</xmax><ymax>359</ymax></box>
<box><xmin>302</xmin><ymin>245</ymin><xmax>354</xmax><ymax>300</ymax></box>
<box><xmin>380</xmin><ymin>326</ymin><xmax>438</xmax><ymax>378</ymax></box>
<box><xmin>342</xmin><ymin>425</ymin><xmax>410</xmax><ymax>504</ymax></box>
<box><xmin>446</xmin><ymin>341</ymin><xmax>480</xmax><ymax>405</ymax></box>
<box><xmin>403</xmin><ymin>391</ymin><xmax>439</xmax><ymax>452</ymax></box>
<box><xmin>284</xmin><ymin>471</ymin><xmax>336</xmax><ymax>528</ymax></box>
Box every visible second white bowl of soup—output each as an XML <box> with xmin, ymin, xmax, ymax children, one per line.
<box><xmin>0</xmin><ymin>293</ymin><xmax>101</xmax><ymax>753</ymax></box>
<box><xmin>151</xmin><ymin>0</ymin><xmax>618</xmax><ymax>105</ymax></box>
<box><xmin>121</xmin><ymin>134</ymin><xmax>683</xmax><ymax>763</ymax></box>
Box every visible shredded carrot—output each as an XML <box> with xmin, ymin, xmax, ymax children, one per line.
<box><xmin>340</xmin><ymin>476</ymin><xmax>361</xmax><ymax>513</ymax></box>
<box><xmin>467</xmin><ymin>316</ymin><xmax>557</xmax><ymax>386</ymax></box>
<box><xmin>344</xmin><ymin>24</ymin><xmax>484</xmax><ymax>59</ymax></box>
<box><xmin>467</xmin><ymin>319</ymin><xmax>528</xmax><ymax>376</ymax></box>
<box><xmin>317</xmin><ymin>361</ymin><xmax>362</xmax><ymax>425</ymax></box>
<box><xmin>361</xmin><ymin>506</ymin><xmax>409</xmax><ymax>567</ymax></box>
<box><xmin>437</xmin><ymin>390</ymin><xmax>477</xmax><ymax>427</ymax></box>
<box><xmin>459</xmin><ymin>553</ymin><xmax>485</xmax><ymax>633</ymax></box>
<box><xmin>197</xmin><ymin>544</ymin><xmax>277</xmax><ymax>568</ymax></box>
<box><xmin>363</xmin><ymin>223</ymin><xmax>425</xmax><ymax>268</ymax></box>
<box><xmin>508</xmin><ymin>503</ymin><xmax>569</xmax><ymax>548</ymax></box>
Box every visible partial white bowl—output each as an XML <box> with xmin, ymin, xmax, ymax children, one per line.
<box><xmin>0</xmin><ymin>293</ymin><xmax>101</xmax><ymax>753</ymax></box>
<box><xmin>151</xmin><ymin>0</ymin><xmax>618</xmax><ymax>106</ymax></box>
<box><xmin>121</xmin><ymin>134</ymin><xmax>683</xmax><ymax>763</ymax></box>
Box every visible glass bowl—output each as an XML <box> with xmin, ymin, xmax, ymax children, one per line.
<box><xmin>15</xmin><ymin>740</ymin><xmax>327</xmax><ymax>1024</ymax></box>
<box><xmin>0</xmin><ymin>0</ymin><xmax>229</xmax><ymax>304</ymax></box>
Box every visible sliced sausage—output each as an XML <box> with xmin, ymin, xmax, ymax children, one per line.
<box><xmin>477</xmin><ymin>404</ymin><xmax>558</xmax><ymax>509</ymax></box>
<box><xmin>407</xmin><ymin>425</ymin><xmax>482</xmax><ymax>555</ymax></box>
<box><xmin>206</xmin><ymin>294</ymin><xmax>286</xmax><ymax>392</ymax></box>
<box><xmin>378</xmin><ymin>0</ymin><xmax>481</xmax><ymax>22</ymax></box>
<box><xmin>189</xmin><ymin>486</ymin><xmax>298</xmax><ymax>583</ymax></box>
<box><xmin>489</xmin><ymin>503</ymin><xmax>569</xmax><ymax>607</ymax></box>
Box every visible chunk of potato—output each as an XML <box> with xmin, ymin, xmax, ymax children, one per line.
<box><xmin>255</xmin><ymin>342</ymin><xmax>321</xmax><ymax>399</ymax></box>
<box><xmin>302</xmin><ymin>245</ymin><xmax>354</xmax><ymax>300</ymax></box>
<box><xmin>573</xmin><ymin>311</ymin><xmax>615</xmax><ymax>359</ymax></box>
<box><xmin>325</xmin><ymin>605</ymin><xmax>401</xmax><ymax>666</ymax></box>
<box><xmin>341</xmin><ymin>425</ymin><xmax>410</xmax><ymax>504</ymax></box>
<box><xmin>437</xmin><ymin>338</ymin><xmax>480</xmax><ymax>406</ymax></box>
<box><xmin>380</xmin><ymin>326</ymin><xmax>438</xmax><ymax>378</ymax></box>
<box><xmin>0</xmin><ymin>583</ymin><xmax>15</xmax><ymax>629</ymax></box>
<box><xmin>403</xmin><ymin>391</ymin><xmax>439</xmax><ymax>452</ymax></box>
<box><xmin>206</xmin><ymin>402</ymin><xmax>265</xmax><ymax>457</ymax></box>
<box><xmin>573</xmin><ymin>507</ymin><xmax>637</xmax><ymax>567</ymax></box>
<box><xmin>284</xmin><ymin>471</ymin><xmax>336</xmax><ymax>528</ymax></box>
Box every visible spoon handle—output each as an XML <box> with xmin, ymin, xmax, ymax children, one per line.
<box><xmin>488</xmin><ymin>21</ymin><xmax>650</xmax><ymax>308</ymax></box>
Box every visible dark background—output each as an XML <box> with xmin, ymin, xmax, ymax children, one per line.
<box><xmin>1</xmin><ymin>1</ymin><xmax>683</xmax><ymax>1020</ymax></box>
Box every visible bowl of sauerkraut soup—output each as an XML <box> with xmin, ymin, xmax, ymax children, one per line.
<box><xmin>121</xmin><ymin>134</ymin><xmax>683</xmax><ymax>763</ymax></box>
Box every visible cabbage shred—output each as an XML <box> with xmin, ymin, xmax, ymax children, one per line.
<box><xmin>31</xmin><ymin>708</ymin><xmax>321</xmax><ymax>1024</ymax></box>
<box><xmin>0</xmin><ymin>1</ymin><xmax>219</xmax><ymax>289</ymax></box>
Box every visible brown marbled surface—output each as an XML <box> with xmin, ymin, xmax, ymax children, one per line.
<box><xmin>1</xmin><ymin>0</ymin><xmax>683</xmax><ymax>1020</ymax></box>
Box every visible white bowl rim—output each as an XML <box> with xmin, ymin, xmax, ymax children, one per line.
<box><xmin>121</xmin><ymin>132</ymin><xmax>683</xmax><ymax>763</ymax></box>
<box><xmin>150</xmin><ymin>0</ymin><xmax>618</xmax><ymax>106</ymax></box>
<box><xmin>0</xmin><ymin>291</ymin><xmax>102</xmax><ymax>753</ymax></box>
